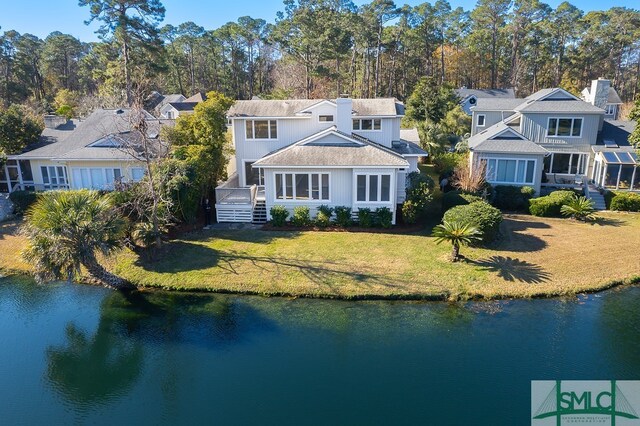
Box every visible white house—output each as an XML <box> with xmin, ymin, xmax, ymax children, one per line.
<box><xmin>217</xmin><ymin>97</ymin><xmax>427</xmax><ymax>223</ymax></box>
<box><xmin>468</xmin><ymin>79</ymin><xmax>638</xmax><ymax>200</ymax></box>
<box><xmin>1</xmin><ymin>109</ymin><xmax>171</xmax><ymax>193</ymax></box>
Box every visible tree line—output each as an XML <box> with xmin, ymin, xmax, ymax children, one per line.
<box><xmin>0</xmin><ymin>0</ymin><xmax>639</xmax><ymax>113</ymax></box>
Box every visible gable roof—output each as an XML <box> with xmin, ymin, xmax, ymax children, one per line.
<box><xmin>474</xmin><ymin>98</ymin><xmax>525</xmax><ymax>111</ymax></box>
<box><xmin>185</xmin><ymin>92</ymin><xmax>207</xmax><ymax>103</ymax></box>
<box><xmin>514</xmin><ymin>100</ymin><xmax>605</xmax><ymax>113</ymax></box>
<box><xmin>456</xmin><ymin>88</ymin><xmax>515</xmax><ymax>101</ymax></box>
<box><xmin>228</xmin><ymin>98</ymin><xmax>404</xmax><ymax>118</ymax></box>
<box><xmin>582</xmin><ymin>86</ymin><xmax>623</xmax><ymax>105</ymax></box>
<box><xmin>253</xmin><ymin>127</ymin><xmax>409</xmax><ymax>168</ymax></box>
<box><xmin>473</xmin><ymin>139</ymin><xmax>549</xmax><ymax>155</ymax></box>
<box><xmin>468</xmin><ymin>121</ymin><xmax>526</xmax><ymax>148</ymax></box>
<box><xmin>12</xmin><ymin>109</ymin><xmax>171</xmax><ymax>161</ymax></box>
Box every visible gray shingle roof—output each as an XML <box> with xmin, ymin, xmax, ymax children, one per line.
<box><xmin>456</xmin><ymin>88</ymin><xmax>515</xmax><ymax>101</ymax></box>
<box><xmin>391</xmin><ymin>140</ymin><xmax>428</xmax><ymax>156</ymax></box>
<box><xmin>473</xmin><ymin>98</ymin><xmax>524</xmax><ymax>111</ymax></box>
<box><xmin>228</xmin><ymin>98</ymin><xmax>404</xmax><ymax>118</ymax></box>
<box><xmin>468</xmin><ymin>121</ymin><xmax>525</xmax><ymax>148</ymax></box>
<box><xmin>168</xmin><ymin>102</ymin><xmax>198</xmax><ymax>111</ymax></box>
<box><xmin>582</xmin><ymin>87</ymin><xmax>623</xmax><ymax>104</ymax></box>
<box><xmin>515</xmin><ymin>99</ymin><xmax>605</xmax><ymax>113</ymax></box>
<box><xmin>399</xmin><ymin>128</ymin><xmax>419</xmax><ymax>144</ymax></box>
<box><xmin>13</xmin><ymin>109</ymin><xmax>170</xmax><ymax>161</ymax></box>
<box><xmin>596</xmin><ymin>120</ymin><xmax>636</xmax><ymax>147</ymax></box>
<box><xmin>253</xmin><ymin>128</ymin><xmax>409</xmax><ymax>168</ymax></box>
<box><xmin>473</xmin><ymin>139</ymin><xmax>548</xmax><ymax>155</ymax></box>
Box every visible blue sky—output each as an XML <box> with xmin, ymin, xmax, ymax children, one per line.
<box><xmin>1</xmin><ymin>0</ymin><xmax>637</xmax><ymax>42</ymax></box>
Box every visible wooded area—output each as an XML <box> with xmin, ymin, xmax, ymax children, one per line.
<box><xmin>1</xmin><ymin>0</ymin><xmax>639</xmax><ymax>113</ymax></box>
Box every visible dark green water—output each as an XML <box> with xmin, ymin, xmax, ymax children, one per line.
<box><xmin>0</xmin><ymin>276</ymin><xmax>639</xmax><ymax>425</ymax></box>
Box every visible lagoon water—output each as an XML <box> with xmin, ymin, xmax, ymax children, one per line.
<box><xmin>0</xmin><ymin>276</ymin><xmax>639</xmax><ymax>425</ymax></box>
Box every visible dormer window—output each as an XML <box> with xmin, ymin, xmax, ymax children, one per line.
<box><xmin>353</xmin><ymin>119</ymin><xmax>381</xmax><ymax>131</ymax></box>
<box><xmin>477</xmin><ymin>114</ymin><xmax>486</xmax><ymax>127</ymax></box>
<box><xmin>319</xmin><ymin>115</ymin><xmax>334</xmax><ymax>122</ymax></box>
<box><xmin>246</xmin><ymin>120</ymin><xmax>278</xmax><ymax>140</ymax></box>
<box><xmin>547</xmin><ymin>118</ymin><xmax>582</xmax><ymax>137</ymax></box>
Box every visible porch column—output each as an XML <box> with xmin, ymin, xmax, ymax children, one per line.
<box><xmin>631</xmin><ymin>167</ymin><xmax>637</xmax><ymax>192</ymax></box>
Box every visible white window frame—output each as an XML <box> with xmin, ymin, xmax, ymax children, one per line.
<box><xmin>484</xmin><ymin>158</ymin><xmax>537</xmax><ymax>185</ymax></box>
<box><xmin>547</xmin><ymin>117</ymin><xmax>583</xmax><ymax>138</ymax></box>
<box><xmin>41</xmin><ymin>165</ymin><xmax>69</xmax><ymax>189</ymax></box>
<box><xmin>352</xmin><ymin>119</ymin><xmax>382</xmax><ymax>132</ymax></box>
<box><xmin>274</xmin><ymin>172</ymin><xmax>330</xmax><ymax>202</ymax></box>
<box><xmin>245</xmin><ymin>119</ymin><xmax>278</xmax><ymax>140</ymax></box>
<box><xmin>318</xmin><ymin>114</ymin><xmax>334</xmax><ymax>123</ymax></box>
<box><xmin>543</xmin><ymin>152</ymin><xmax>588</xmax><ymax>175</ymax></box>
<box><xmin>71</xmin><ymin>167</ymin><xmax>123</xmax><ymax>190</ymax></box>
<box><xmin>354</xmin><ymin>173</ymin><xmax>393</xmax><ymax>203</ymax></box>
<box><xmin>477</xmin><ymin>114</ymin><xmax>486</xmax><ymax>127</ymax></box>
<box><xmin>605</xmin><ymin>104</ymin><xmax>617</xmax><ymax>115</ymax></box>
<box><xmin>243</xmin><ymin>160</ymin><xmax>264</xmax><ymax>187</ymax></box>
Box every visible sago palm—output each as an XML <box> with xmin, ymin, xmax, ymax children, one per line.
<box><xmin>560</xmin><ymin>195</ymin><xmax>596</xmax><ymax>221</ymax></box>
<box><xmin>432</xmin><ymin>220</ymin><xmax>483</xmax><ymax>262</ymax></box>
<box><xmin>21</xmin><ymin>190</ymin><xmax>129</xmax><ymax>290</ymax></box>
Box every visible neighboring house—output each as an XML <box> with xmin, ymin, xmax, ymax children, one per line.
<box><xmin>1</xmin><ymin>109</ymin><xmax>171</xmax><ymax>193</ymax></box>
<box><xmin>218</xmin><ymin>97</ymin><xmax>427</xmax><ymax>223</ymax></box>
<box><xmin>455</xmin><ymin>87</ymin><xmax>515</xmax><ymax>115</ymax></box>
<box><xmin>158</xmin><ymin>93</ymin><xmax>207</xmax><ymax>119</ymax></box>
<box><xmin>148</xmin><ymin>93</ymin><xmax>186</xmax><ymax>116</ymax></box>
<box><xmin>468</xmin><ymin>79</ymin><xmax>638</xmax><ymax>195</ymax></box>
<box><xmin>581</xmin><ymin>78</ymin><xmax>623</xmax><ymax>120</ymax></box>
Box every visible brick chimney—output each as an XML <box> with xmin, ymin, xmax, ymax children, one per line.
<box><xmin>43</xmin><ymin>114</ymin><xmax>67</xmax><ymax>129</ymax></box>
<box><xmin>336</xmin><ymin>95</ymin><xmax>353</xmax><ymax>134</ymax></box>
<box><xmin>589</xmin><ymin>78</ymin><xmax>610</xmax><ymax>110</ymax></box>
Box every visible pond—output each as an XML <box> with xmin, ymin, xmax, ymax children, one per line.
<box><xmin>1</xmin><ymin>276</ymin><xmax>639</xmax><ymax>425</ymax></box>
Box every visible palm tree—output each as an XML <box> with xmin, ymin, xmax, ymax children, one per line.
<box><xmin>432</xmin><ymin>220</ymin><xmax>483</xmax><ymax>262</ymax></box>
<box><xmin>560</xmin><ymin>195</ymin><xmax>596</xmax><ymax>221</ymax></box>
<box><xmin>22</xmin><ymin>190</ymin><xmax>129</xmax><ymax>290</ymax></box>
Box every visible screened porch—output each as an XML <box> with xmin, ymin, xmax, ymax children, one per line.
<box><xmin>591</xmin><ymin>151</ymin><xmax>638</xmax><ymax>191</ymax></box>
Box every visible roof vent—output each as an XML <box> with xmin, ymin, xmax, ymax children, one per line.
<box><xmin>114</xmin><ymin>109</ymin><xmax>125</xmax><ymax>115</ymax></box>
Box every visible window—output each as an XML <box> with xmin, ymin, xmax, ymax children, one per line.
<box><xmin>245</xmin><ymin>120</ymin><xmax>277</xmax><ymax>139</ymax></box>
<box><xmin>318</xmin><ymin>115</ymin><xmax>334</xmax><ymax>122</ymax></box>
<box><xmin>244</xmin><ymin>161</ymin><xmax>264</xmax><ymax>186</ymax></box>
<box><xmin>485</xmin><ymin>159</ymin><xmax>536</xmax><ymax>184</ymax></box>
<box><xmin>356</xmin><ymin>174</ymin><xmax>392</xmax><ymax>202</ymax></box>
<box><xmin>71</xmin><ymin>168</ymin><xmax>123</xmax><ymax>189</ymax></box>
<box><xmin>166</xmin><ymin>111</ymin><xmax>174</xmax><ymax>119</ymax></box>
<box><xmin>352</xmin><ymin>119</ymin><xmax>381</xmax><ymax>131</ymax></box>
<box><xmin>547</xmin><ymin>117</ymin><xmax>582</xmax><ymax>137</ymax></box>
<box><xmin>131</xmin><ymin>168</ymin><xmax>145</xmax><ymax>182</ymax></box>
<box><xmin>41</xmin><ymin>166</ymin><xmax>68</xmax><ymax>189</ymax></box>
<box><xmin>605</xmin><ymin>104</ymin><xmax>617</xmax><ymax>115</ymax></box>
<box><xmin>543</xmin><ymin>153</ymin><xmax>587</xmax><ymax>175</ymax></box>
<box><xmin>477</xmin><ymin>114</ymin><xmax>486</xmax><ymax>127</ymax></box>
<box><xmin>274</xmin><ymin>173</ymin><xmax>330</xmax><ymax>201</ymax></box>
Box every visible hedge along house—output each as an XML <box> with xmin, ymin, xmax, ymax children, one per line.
<box><xmin>218</xmin><ymin>96</ymin><xmax>427</xmax><ymax>224</ymax></box>
<box><xmin>2</xmin><ymin>109</ymin><xmax>171</xmax><ymax>193</ymax></box>
<box><xmin>468</xmin><ymin>80</ymin><xmax>638</xmax><ymax>198</ymax></box>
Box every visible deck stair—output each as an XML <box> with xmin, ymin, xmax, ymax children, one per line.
<box><xmin>586</xmin><ymin>186</ymin><xmax>607</xmax><ymax>211</ymax></box>
<box><xmin>252</xmin><ymin>200</ymin><xmax>267</xmax><ymax>224</ymax></box>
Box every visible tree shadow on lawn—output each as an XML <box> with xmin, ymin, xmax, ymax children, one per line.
<box><xmin>488</xmin><ymin>218</ymin><xmax>549</xmax><ymax>253</ymax></box>
<box><xmin>135</xmin><ymin>241</ymin><xmax>394</xmax><ymax>291</ymax></box>
<box><xmin>470</xmin><ymin>256</ymin><xmax>551</xmax><ymax>284</ymax></box>
<box><xmin>192</xmin><ymin>229</ymin><xmax>297</xmax><ymax>245</ymax></box>
<box><xmin>0</xmin><ymin>219</ymin><xmax>21</xmax><ymax>240</ymax></box>
<box><xmin>591</xmin><ymin>216</ymin><xmax>626</xmax><ymax>227</ymax></box>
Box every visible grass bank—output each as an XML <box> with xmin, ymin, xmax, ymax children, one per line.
<box><xmin>2</xmin><ymin>213</ymin><xmax>639</xmax><ymax>300</ymax></box>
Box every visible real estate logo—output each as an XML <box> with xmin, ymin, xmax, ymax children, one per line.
<box><xmin>532</xmin><ymin>381</ymin><xmax>640</xmax><ymax>426</ymax></box>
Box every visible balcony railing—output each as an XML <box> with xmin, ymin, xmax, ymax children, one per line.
<box><xmin>215</xmin><ymin>174</ymin><xmax>257</xmax><ymax>205</ymax></box>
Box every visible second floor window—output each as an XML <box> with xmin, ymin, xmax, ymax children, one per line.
<box><xmin>547</xmin><ymin>118</ymin><xmax>582</xmax><ymax>137</ymax></box>
<box><xmin>477</xmin><ymin>114</ymin><xmax>486</xmax><ymax>127</ymax></box>
<box><xmin>246</xmin><ymin>120</ymin><xmax>277</xmax><ymax>139</ymax></box>
<box><xmin>353</xmin><ymin>119</ymin><xmax>381</xmax><ymax>131</ymax></box>
<box><xmin>605</xmin><ymin>104</ymin><xmax>617</xmax><ymax>115</ymax></box>
<box><xmin>319</xmin><ymin>115</ymin><xmax>334</xmax><ymax>122</ymax></box>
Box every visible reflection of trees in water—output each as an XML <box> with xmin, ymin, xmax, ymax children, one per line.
<box><xmin>46</xmin><ymin>290</ymin><xmax>274</xmax><ymax>407</ymax></box>
<box><xmin>600</xmin><ymin>288</ymin><xmax>640</xmax><ymax>370</ymax></box>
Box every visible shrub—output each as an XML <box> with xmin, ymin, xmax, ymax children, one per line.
<box><xmin>406</xmin><ymin>181</ymin><xmax>434</xmax><ymax>214</ymax></box>
<box><xmin>441</xmin><ymin>190</ymin><xmax>483</xmax><ymax>212</ymax></box>
<box><xmin>610</xmin><ymin>192</ymin><xmax>640</xmax><ymax>212</ymax></box>
<box><xmin>528</xmin><ymin>190</ymin><xmax>575</xmax><ymax>217</ymax></box>
<box><xmin>443</xmin><ymin>201</ymin><xmax>502</xmax><ymax>243</ymax></box>
<box><xmin>492</xmin><ymin>185</ymin><xmax>536</xmax><ymax>212</ymax></box>
<box><xmin>451</xmin><ymin>160</ymin><xmax>486</xmax><ymax>194</ymax></box>
<box><xmin>402</xmin><ymin>200</ymin><xmax>419</xmax><ymax>224</ymax></box>
<box><xmin>375</xmin><ymin>207</ymin><xmax>393</xmax><ymax>228</ymax></box>
<box><xmin>9</xmin><ymin>190</ymin><xmax>37</xmax><ymax>214</ymax></box>
<box><xmin>358</xmin><ymin>208</ymin><xmax>373</xmax><ymax>228</ymax></box>
<box><xmin>604</xmin><ymin>190</ymin><xmax>616</xmax><ymax>209</ymax></box>
<box><xmin>317</xmin><ymin>205</ymin><xmax>334</xmax><ymax>217</ymax></box>
<box><xmin>315</xmin><ymin>211</ymin><xmax>332</xmax><ymax>228</ymax></box>
<box><xmin>291</xmin><ymin>206</ymin><xmax>311</xmax><ymax>227</ymax></box>
<box><xmin>270</xmin><ymin>206</ymin><xmax>289</xmax><ymax>227</ymax></box>
<box><xmin>334</xmin><ymin>206</ymin><xmax>352</xmax><ymax>227</ymax></box>
<box><xmin>406</xmin><ymin>171</ymin><xmax>435</xmax><ymax>191</ymax></box>
<box><xmin>432</xmin><ymin>152</ymin><xmax>464</xmax><ymax>175</ymax></box>
<box><xmin>561</xmin><ymin>195</ymin><xmax>596</xmax><ymax>221</ymax></box>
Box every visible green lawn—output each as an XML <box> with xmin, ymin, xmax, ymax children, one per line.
<box><xmin>3</xmin><ymin>212</ymin><xmax>640</xmax><ymax>300</ymax></box>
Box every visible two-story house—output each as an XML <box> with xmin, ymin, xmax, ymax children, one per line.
<box><xmin>217</xmin><ymin>97</ymin><xmax>427</xmax><ymax>223</ymax></box>
<box><xmin>468</xmin><ymin>79</ymin><xmax>638</xmax><ymax>196</ymax></box>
